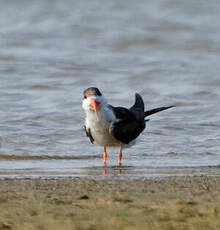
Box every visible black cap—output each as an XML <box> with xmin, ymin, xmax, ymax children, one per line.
<box><xmin>83</xmin><ymin>87</ymin><xmax>102</xmax><ymax>99</ymax></box>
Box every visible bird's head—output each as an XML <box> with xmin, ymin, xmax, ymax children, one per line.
<box><xmin>82</xmin><ymin>87</ymin><xmax>107</xmax><ymax>120</ymax></box>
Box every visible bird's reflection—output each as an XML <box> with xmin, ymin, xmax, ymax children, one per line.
<box><xmin>103</xmin><ymin>168</ymin><xmax>122</xmax><ymax>175</ymax></box>
<box><xmin>84</xmin><ymin>165</ymin><xmax>132</xmax><ymax>176</ymax></box>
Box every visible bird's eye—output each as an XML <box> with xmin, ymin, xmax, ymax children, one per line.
<box><xmin>84</xmin><ymin>95</ymin><xmax>87</xmax><ymax>99</ymax></box>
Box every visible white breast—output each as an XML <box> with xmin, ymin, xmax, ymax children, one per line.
<box><xmin>85</xmin><ymin>106</ymin><xmax>121</xmax><ymax>147</ymax></box>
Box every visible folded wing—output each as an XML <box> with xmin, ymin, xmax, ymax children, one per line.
<box><xmin>84</xmin><ymin>125</ymin><xmax>94</xmax><ymax>144</ymax></box>
<box><xmin>109</xmin><ymin>94</ymin><xmax>146</xmax><ymax>144</ymax></box>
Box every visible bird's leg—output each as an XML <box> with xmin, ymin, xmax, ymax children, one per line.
<box><xmin>118</xmin><ymin>147</ymin><xmax>122</xmax><ymax>167</ymax></box>
<box><xmin>103</xmin><ymin>147</ymin><xmax>107</xmax><ymax>167</ymax></box>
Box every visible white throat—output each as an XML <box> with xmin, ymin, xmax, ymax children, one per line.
<box><xmin>83</xmin><ymin>97</ymin><xmax>120</xmax><ymax>147</ymax></box>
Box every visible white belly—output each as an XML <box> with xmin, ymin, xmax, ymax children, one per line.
<box><xmin>85</xmin><ymin>108</ymin><xmax>121</xmax><ymax>147</ymax></box>
<box><xmin>92</xmin><ymin>127</ymin><xmax>121</xmax><ymax>147</ymax></box>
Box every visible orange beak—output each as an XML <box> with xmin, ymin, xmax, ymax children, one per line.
<box><xmin>90</xmin><ymin>100</ymin><xmax>100</xmax><ymax>120</ymax></box>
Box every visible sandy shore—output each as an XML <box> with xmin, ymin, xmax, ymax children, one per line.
<box><xmin>0</xmin><ymin>175</ymin><xmax>219</xmax><ymax>230</ymax></box>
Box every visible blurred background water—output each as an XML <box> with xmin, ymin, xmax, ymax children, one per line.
<box><xmin>0</xmin><ymin>0</ymin><xmax>220</xmax><ymax>178</ymax></box>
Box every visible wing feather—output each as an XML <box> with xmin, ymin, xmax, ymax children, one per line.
<box><xmin>84</xmin><ymin>125</ymin><xmax>94</xmax><ymax>144</ymax></box>
<box><xmin>109</xmin><ymin>106</ymin><xmax>145</xmax><ymax>144</ymax></box>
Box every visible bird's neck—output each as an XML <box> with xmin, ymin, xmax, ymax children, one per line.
<box><xmin>86</xmin><ymin>104</ymin><xmax>116</xmax><ymax>125</ymax></box>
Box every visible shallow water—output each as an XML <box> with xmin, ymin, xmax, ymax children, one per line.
<box><xmin>0</xmin><ymin>0</ymin><xmax>220</xmax><ymax>178</ymax></box>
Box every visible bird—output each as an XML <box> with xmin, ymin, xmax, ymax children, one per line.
<box><xmin>82</xmin><ymin>87</ymin><xmax>174</xmax><ymax>167</ymax></box>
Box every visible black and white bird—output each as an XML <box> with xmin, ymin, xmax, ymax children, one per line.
<box><xmin>82</xmin><ymin>87</ymin><xmax>174</xmax><ymax>166</ymax></box>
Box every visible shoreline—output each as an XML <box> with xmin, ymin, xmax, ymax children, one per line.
<box><xmin>0</xmin><ymin>175</ymin><xmax>220</xmax><ymax>230</ymax></box>
<box><xmin>0</xmin><ymin>165</ymin><xmax>219</xmax><ymax>181</ymax></box>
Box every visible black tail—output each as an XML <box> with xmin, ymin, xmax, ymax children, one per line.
<box><xmin>144</xmin><ymin>106</ymin><xmax>174</xmax><ymax>117</ymax></box>
<box><xmin>130</xmin><ymin>93</ymin><xmax>145</xmax><ymax>111</ymax></box>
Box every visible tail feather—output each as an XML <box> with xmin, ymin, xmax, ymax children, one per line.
<box><xmin>144</xmin><ymin>106</ymin><xmax>174</xmax><ymax>117</ymax></box>
<box><xmin>130</xmin><ymin>93</ymin><xmax>145</xmax><ymax>111</ymax></box>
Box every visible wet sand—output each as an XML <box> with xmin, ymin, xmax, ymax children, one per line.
<box><xmin>0</xmin><ymin>175</ymin><xmax>220</xmax><ymax>230</ymax></box>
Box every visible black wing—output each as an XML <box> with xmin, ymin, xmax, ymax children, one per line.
<box><xmin>84</xmin><ymin>125</ymin><xmax>94</xmax><ymax>144</ymax></box>
<box><xmin>109</xmin><ymin>94</ymin><xmax>145</xmax><ymax>144</ymax></box>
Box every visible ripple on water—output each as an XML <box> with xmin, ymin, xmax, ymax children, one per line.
<box><xmin>0</xmin><ymin>0</ymin><xmax>220</xmax><ymax>178</ymax></box>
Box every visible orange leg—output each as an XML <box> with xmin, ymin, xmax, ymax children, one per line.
<box><xmin>103</xmin><ymin>147</ymin><xmax>107</xmax><ymax>166</ymax></box>
<box><xmin>118</xmin><ymin>147</ymin><xmax>122</xmax><ymax>166</ymax></box>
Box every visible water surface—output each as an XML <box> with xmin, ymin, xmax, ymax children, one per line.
<box><xmin>0</xmin><ymin>0</ymin><xmax>220</xmax><ymax>178</ymax></box>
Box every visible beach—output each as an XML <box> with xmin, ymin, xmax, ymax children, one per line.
<box><xmin>0</xmin><ymin>175</ymin><xmax>219</xmax><ymax>230</ymax></box>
